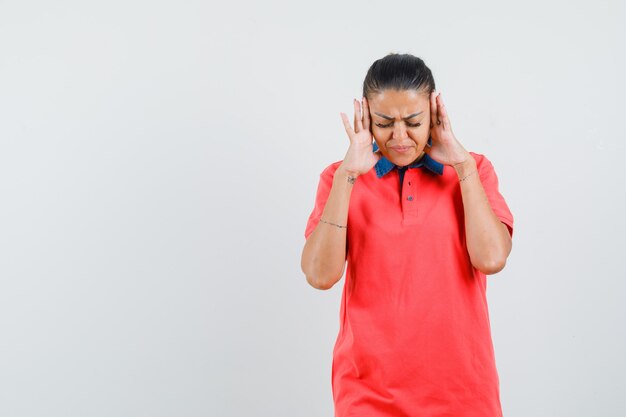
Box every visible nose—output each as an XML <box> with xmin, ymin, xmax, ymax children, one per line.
<box><xmin>392</xmin><ymin>122</ymin><xmax>407</xmax><ymax>140</ymax></box>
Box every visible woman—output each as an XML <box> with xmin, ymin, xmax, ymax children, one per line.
<box><xmin>301</xmin><ymin>53</ymin><xmax>514</xmax><ymax>416</ymax></box>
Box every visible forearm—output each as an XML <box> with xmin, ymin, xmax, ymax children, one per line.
<box><xmin>455</xmin><ymin>158</ymin><xmax>512</xmax><ymax>274</ymax></box>
<box><xmin>301</xmin><ymin>167</ymin><xmax>355</xmax><ymax>289</ymax></box>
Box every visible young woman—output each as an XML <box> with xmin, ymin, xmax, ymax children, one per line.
<box><xmin>301</xmin><ymin>53</ymin><xmax>514</xmax><ymax>416</ymax></box>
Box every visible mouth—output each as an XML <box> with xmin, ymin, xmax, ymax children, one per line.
<box><xmin>390</xmin><ymin>145</ymin><xmax>413</xmax><ymax>153</ymax></box>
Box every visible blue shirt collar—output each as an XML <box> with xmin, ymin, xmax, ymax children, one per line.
<box><xmin>372</xmin><ymin>139</ymin><xmax>444</xmax><ymax>178</ymax></box>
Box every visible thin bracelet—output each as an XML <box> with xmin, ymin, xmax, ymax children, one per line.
<box><xmin>460</xmin><ymin>170</ymin><xmax>478</xmax><ymax>182</ymax></box>
<box><xmin>319</xmin><ymin>218</ymin><xmax>347</xmax><ymax>229</ymax></box>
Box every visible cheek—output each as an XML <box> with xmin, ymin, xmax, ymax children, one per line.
<box><xmin>371</xmin><ymin>126</ymin><xmax>387</xmax><ymax>138</ymax></box>
<box><xmin>407</xmin><ymin>128</ymin><xmax>428</xmax><ymax>144</ymax></box>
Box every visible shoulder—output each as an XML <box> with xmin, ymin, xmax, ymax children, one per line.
<box><xmin>468</xmin><ymin>151</ymin><xmax>488</xmax><ymax>165</ymax></box>
<box><xmin>311</xmin><ymin>160</ymin><xmax>344</xmax><ymax>190</ymax></box>
<box><xmin>468</xmin><ymin>151</ymin><xmax>496</xmax><ymax>172</ymax></box>
<box><xmin>319</xmin><ymin>160</ymin><xmax>344</xmax><ymax>178</ymax></box>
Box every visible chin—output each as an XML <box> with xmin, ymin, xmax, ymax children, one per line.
<box><xmin>389</xmin><ymin>149</ymin><xmax>421</xmax><ymax>166</ymax></box>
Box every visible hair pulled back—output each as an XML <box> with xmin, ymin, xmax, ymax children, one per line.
<box><xmin>362</xmin><ymin>53</ymin><xmax>436</xmax><ymax>99</ymax></box>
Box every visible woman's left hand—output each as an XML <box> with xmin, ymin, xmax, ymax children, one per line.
<box><xmin>422</xmin><ymin>91</ymin><xmax>472</xmax><ymax>167</ymax></box>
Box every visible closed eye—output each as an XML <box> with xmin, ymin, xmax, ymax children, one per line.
<box><xmin>375</xmin><ymin>122</ymin><xmax>421</xmax><ymax>128</ymax></box>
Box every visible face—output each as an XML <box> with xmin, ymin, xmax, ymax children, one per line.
<box><xmin>367</xmin><ymin>89</ymin><xmax>431</xmax><ymax>167</ymax></box>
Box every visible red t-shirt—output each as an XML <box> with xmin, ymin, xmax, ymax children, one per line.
<box><xmin>304</xmin><ymin>152</ymin><xmax>514</xmax><ymax>417</ymax></box>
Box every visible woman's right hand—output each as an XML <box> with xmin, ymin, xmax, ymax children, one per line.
<box><xmin>339</xmin><ymin>97</ymin><xmax>382</xmax><ymax>177</ymax></box>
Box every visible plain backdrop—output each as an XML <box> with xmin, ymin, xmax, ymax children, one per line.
<box><xmin>1</xmin><ymin>0</ymin><xmax>624</xmax><ymax>416</ymax></box>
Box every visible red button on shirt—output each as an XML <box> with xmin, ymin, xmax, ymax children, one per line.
<box><xmin>304</xmin><ymin>152</ymin><xmax>514</xmax><ymax>417</ymax></box>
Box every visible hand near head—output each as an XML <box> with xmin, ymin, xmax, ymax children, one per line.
<box><xmin>424</xmin><ymin>91</ymin><xmax>471</xmax><ymax>166</ymax></box>
<box><xmin>339</xmin><ymin>97</ymin><xmax>382</xmax><ymax>177</ymax></box>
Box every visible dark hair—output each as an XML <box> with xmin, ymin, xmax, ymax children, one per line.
<box><xmin>362</xmin><ymin>53</ymin><xmax>436</xmax><ymax>99</ymax></box>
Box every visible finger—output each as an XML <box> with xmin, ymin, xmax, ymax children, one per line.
<box><xmin>430</xmin><ymin>90</ymin><xmax>438</xmax><ymax>128</ymax></box>
<box><xmin>354</xmin><ymin>99</ymin><xmax>364</xmax><ymax>133</ymax></box>
<box><xmin>362</xmin><ymin>96</ymin><xmax>371</xmax><ymax>131</ymax></box>
<box><xmin>437</xmin><ymin>93</ymin><xmax>450</xmax><ymax>130</ymax></box>
<box><xmin>340</xmin><ymin>112</ymin><xmax>355</xmax><ymax>141</ymax></box>
<box><xmin>435</xmin><ymin>91</ymin><xmax>442</xmax><ymax>126</ymax></box>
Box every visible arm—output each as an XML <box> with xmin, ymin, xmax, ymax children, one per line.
<box><xmin>301</xmin><ymin>97</ymin><xmax>381</xmax><ymax>290</ymax></box>
<box><xmin>300</xmin><ymin>167</ymin><xmax>355</xmax><ymax>290</ymax></box>
<box><xmin>454</xmin><ymin>157</ymin><xmax>513</xmax><ymax>275</ymax></box>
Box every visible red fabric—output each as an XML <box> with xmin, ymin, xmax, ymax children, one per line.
<box><xmin>304</xmin><ymin>152</ymin><xmax>514</xmax><ymax>417</ymax></box>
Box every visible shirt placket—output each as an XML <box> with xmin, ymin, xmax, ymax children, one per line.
<box><xmin>401</xmin><ymin>168</ymin><xmax>419</xmax><ymax>226</ymax></box>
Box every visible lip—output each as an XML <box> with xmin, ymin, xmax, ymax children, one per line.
<box><xmin>390</xmin><ymin>146</ymin><xmax>412</xmax><ymax>153</ymax></box>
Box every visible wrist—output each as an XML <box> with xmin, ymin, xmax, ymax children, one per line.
<box><xmin>336</xmin><ymin>165</ymin><xmax>360</xmax><ymax>183</ymax></box>
<box><xmin>452</xmin><ymin>155</ymin><xmax>476</xmax><ymax>177</ymax></box>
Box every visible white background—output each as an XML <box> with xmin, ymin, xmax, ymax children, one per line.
<box><xmin>1</xmin><ymin>0</ymin><xmax>624</xmax><ymax>416</ymax></box>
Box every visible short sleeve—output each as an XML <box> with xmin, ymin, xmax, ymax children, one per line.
<box><xmin>475</xmin><ymin>154</ymin><xmax>515</xmax><ymax>239</ymax></box>
<box><xmin>304</xmin><ymin>163</ymin><xmax>337</xmax><ymax>240</ymax></box>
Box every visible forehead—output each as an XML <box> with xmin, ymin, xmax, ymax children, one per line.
<box><xmin>369</xmin><ymin>89</ymin><xmax>429</xmax><ymax>114</ymax></box>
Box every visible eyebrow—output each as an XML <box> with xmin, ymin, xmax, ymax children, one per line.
<box><xmin>373</xmin><ymin>111</ymin><xmax>424</xmax><ymax>121</ymax></box>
